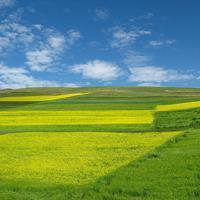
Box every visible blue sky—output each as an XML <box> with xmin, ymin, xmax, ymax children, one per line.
<box><xmin>0</xmin><ymin>0</ymin><xmax>200</xmax><ymax>88</ymax></box>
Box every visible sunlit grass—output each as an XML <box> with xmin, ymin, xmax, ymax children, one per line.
<box><xmin>0</xmin><ymin>131</ymin><xmax>180</xmax><ymax>186</ymax></box>
<box><xmin>0</xmin><ymin>110</ymin><xmax>154</xmax><ymax>125</ymax></box>
<box><xmin>0</xmin><ymin>93</ymin><xmax>89</xmax><ymax>102</ymax></box>
<box><xmin>156</xmin><ymin>101</ymin><xmax>200</xmax><ymax>111</ymax></box>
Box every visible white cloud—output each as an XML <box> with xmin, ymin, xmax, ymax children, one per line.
<box><xmin>123</xmin><ymin>51</ymin><xmax>151</xmax><ymax>66</ymax></box>
<box><xmin>110</xmin><ymin>27</ymin><xmax>151</xmax><ymax>48</ymax></box>
<box><xmin>149</xmin><ymin>40</ymin><xmax>163</xmax><ymax>46</ymax></box>
<box><xmin>33</xmin><ymin>24</ymin><xmax>43</xmax><ymax>30</ymax></box>
<box><xmin>129</xmin><ymin>66</ymin><xmax>195</xmax><ymax>85</ymax></box>
<box><xmin>25</xmin><ymin>49</ymin><xmax>56</xmax><ymax>72</ymax></box>
<box><xmin>48</xmin><ymin>34</ymin><xmax>66</xmax><ymax>50</ymax></box>
<box><xmin>26</xmin><ymin>29</ymin><xmax>81</xmax><ymax>72</ymax></box>
<box><xmin>0</xmin><ymin>36</ymin><xmax>10</xmax><ymax>51</ymax></box>
<box><xmin>95</xmin><ymin>8</ymin><xmax>109</xmax><ymax>20</ymax></box>
<box><xmin>71</xmin><ymin>60</ymin><xmax>121</xmax><ymax>81</ymax></box>
<box><xmin>0</xmin><ymin>63</ymin><xmax>59</xmax><ymax>89</ymax></box>
<box><xmin>0</xmin><ymin>0</ymin><xmax>15</xmax><ymax>8</ymax></box>
<box><xmin>149</xmin><ymin>39</ymin><xmax>176</xmax><ymax>47</ymax></box>
<box><xmin>0</xmin><ymin>18</ymin><xmax>34</xmax><ymax>53</ymax></box>
<box><xmin>0</xmin><ymin>11</ymin><xmax>81</xmax><ymax>72</ymax></box>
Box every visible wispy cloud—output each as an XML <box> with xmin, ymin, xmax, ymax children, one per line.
<box><xmin>65</xmin><ymin>29</ymin><xmax>81</xmax><ymax>46</ymax></box>
<box><xmin>71</xmin><ymin>60</ymin><xmax>121</xmax><ymax>81</ymax></box>
<box><xmin>95</xmin><ymin>8</ymin><xmax>110</xmax><ymax>20</ymax></box>
<box><xmin>0</xmin><ymin>14</ymin><xmax>34</xmax><ymax>53</ymax></box>
<box><xmin>0</xmin><ymin>0</ymin><xmax>15</xmax><ymax>8</ymax></box>
<box><xmin>130</xmin><ymin>12</ymin><xmax>154</xmax><ymax>22</ymax></box>
<box><xmin>110</xmin><ymin>26</ymin><xmax>151</xmax><ymax>48</ymax></box>
<box><xmin>149</xmin><ymin>39</ymin><xmax>176</xmax><ymax>47</ymax></box>
<box><xmin>123</xmin><ymin>51</ymin><xmax>151</xmax><ymax>66</ymax></box>
<box><xmin>48</xmin><ymin>34</ymin><xmax>66</xmax><ymax>50</ymax></box>
<box><xmin>25</xmin><ymin>29</ymin><xmax>81</xmax><ymax>72</ymax></box>
<box><xmin>0</xmin><ymin>10</ymin><xmax>81</xmax><ymax>71</ymax></box>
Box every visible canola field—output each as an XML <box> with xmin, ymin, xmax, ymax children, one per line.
<box><xmin>0</xmin><ymin>131</ymin><xmax>179</xmax><ymax>186</ymax></box>
<box><xmin>0</xmin><ymin>92</ymin><xmax>88</xmax><ymax>102</ymax></box>
<box><xmin>0</xmin><ymin>110</ymin><xmax>153</xmax><ymax>125</ymax></box>
<box><xmin>0</xmin><ymin>87</ymin><xmax>200</xmax><ymax>200</ymax></box>
<box><xmin>156</xmin><ymin>100</ymin><xmax>200</xmax><ymax>111</ymax></box>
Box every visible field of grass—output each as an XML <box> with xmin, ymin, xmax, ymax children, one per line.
<box><xmin>0</xmin><ymin>86</ymin><xmax>200</xmax><ymax>199</ymax></box>
<box><xmin>154</xmin><ymin>107</ymin><xmax>200</xmax><ymax>130</ymax></box>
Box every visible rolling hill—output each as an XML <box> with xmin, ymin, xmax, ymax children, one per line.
<box><xmin>0</xmin><ymin>86</ymin><xmax>200</xmax><ymax>200</ymax></box>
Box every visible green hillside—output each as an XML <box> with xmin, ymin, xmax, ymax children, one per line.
<box><xmin>0</xmin><ymin>86</ymin><xmax>200</xmax><ymax>200</ymax></box>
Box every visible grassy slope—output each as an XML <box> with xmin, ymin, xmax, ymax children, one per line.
<box><xmin>1</xmin><ymin>130</ymin><xmax>199</xmax><ymax>200</ymax></box>
<box><xmin>0</xmin><ymin>86</ymin><xmax>200</xmax><ymax>199</ymax></box>
<box><xmin>0</xmin><ymin>86</ymin><xmax>200</xmax><ymax>134</ymax></box>
<box><xmin>68</xmin><ymin>129</ymin><xmax>200</xmax><ymax>200</ymax></box>
<box><xmin>154</xmin><ymin>108</ymin><xmax>200</xmax><ymax>130</ymax></box>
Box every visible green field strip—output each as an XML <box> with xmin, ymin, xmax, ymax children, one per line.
<box><xmin>12</xmin><ymin>102</ymin><xmax>156</xmax><ymax>111</ymax></box>
<box><xmin>0</xmin><ymin>101</ymin><xmax>36</xmax><ymax>111</ymax></box>
<box><xmin>154</xmin><ymin>107</ymin><xmax>200</xmax><ymax>130</ymax></box>
<box><xmin>0</xmin><ymin>124</ymin><xmax>152</xmax><ymax>134</ymax></box>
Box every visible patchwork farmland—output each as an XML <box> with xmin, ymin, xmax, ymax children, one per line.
<box><xmin>0</xmin><ymin>87</ymin><xmax>200</xmax><ymax>200</ymax></box>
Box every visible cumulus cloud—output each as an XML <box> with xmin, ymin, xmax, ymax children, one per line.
<box><xmin>25</xmin><ymin>49</ymin><xmax>57</xmax><ymax>72</ymax></box>
<box><xmin>95</xmin><ymin>8</ymin><xmax>110</xmax><ymax>20</ymax></box>
<box><xmin>129</xmin><ymin>66</ymin><xmax>195</xmax><ymax>85</ymax></box>
<box><xmin>0</xmin><ymin>0</ymin><xmax>15</xmax><ymax>8</ymax></box>
<box><xmin>71</xmin><ymin>60</ymin><xmax>121</xmax><ymax>81</ymax></box>
<box><xmin>110</xmin><ymin>26</ymin><xmax>151</xmax><ymax>48</ymax></box>
<box><xmin>0</xmin><ymin>63</ymin><xmax>59</xmax><ymax>89</ymax></box>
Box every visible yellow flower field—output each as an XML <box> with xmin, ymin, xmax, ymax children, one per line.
<box><xmin>0</xmin><ymin>93</ymin><xmax>88</xmax><ymax>102</ymax></box>
<box><xmin>156</xmin><ymin>101</ymin><xmax>200</xmax><ymax>111</ymax></box>
<box><xmin>0</xmin><ymin>110</ymin><xmax>154</xmax><ymax>125</ymax></box>
<box><xmin>0</xmin><ymin>131</ymin><xmax>180</xmax><ymax>186</ymax></box>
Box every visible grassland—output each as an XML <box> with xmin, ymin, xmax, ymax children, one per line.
<box><xmin>0</xmin><ymin>86</ymin><xmax>200</xmax><ymax>199</ymax></box>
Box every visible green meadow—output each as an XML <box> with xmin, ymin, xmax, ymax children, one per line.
<box><xmin>0</xmin><ymin>86</ymin><xmax>200</xmax><ymax>199</ymax></box>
